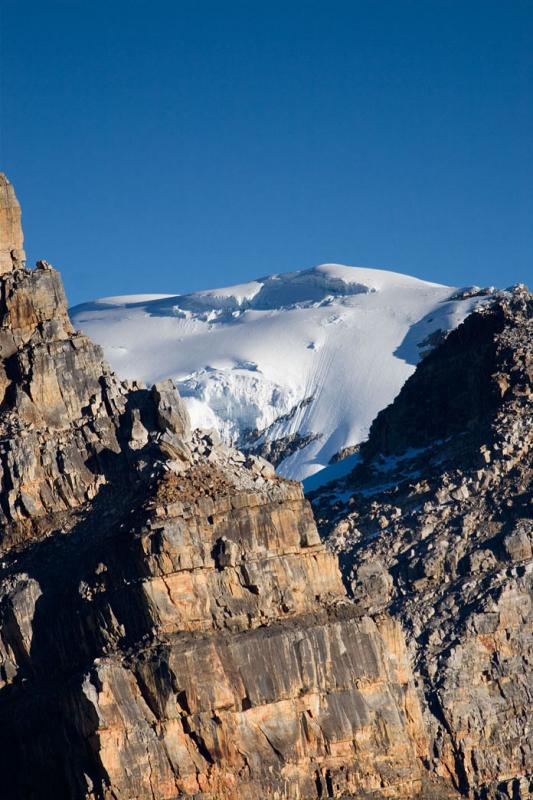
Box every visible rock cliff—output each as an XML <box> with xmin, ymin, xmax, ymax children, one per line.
<box><xmin>311</xmin><ymin>288</ymin><xmax>533</xmax><ymax>799</ymax></box>
<box><xmin>0</xmin><ymin>174</ymin><xmax>452</xmax><ymax>799</ymax></box>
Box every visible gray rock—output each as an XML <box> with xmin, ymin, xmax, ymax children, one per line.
<box><xmin>151</xmin><ymin>378</ymin><xmax>191</xmax><ymax>440</ymax></box>
<box><xmin>503</xmin><ymin>522</ymin><xmax>533</xmax><ymax>562</ymax></box>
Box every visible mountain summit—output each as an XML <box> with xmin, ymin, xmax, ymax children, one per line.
<box><xmin>72</xmin><ymin>264</ymin><xmax>490</xmax><ymax>480</ymax></box>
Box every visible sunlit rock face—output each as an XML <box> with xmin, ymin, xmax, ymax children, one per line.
<box><xmin>0</xmin><ymin>466</ymin><xmax>433</xmax><ymax>799</ymax></box>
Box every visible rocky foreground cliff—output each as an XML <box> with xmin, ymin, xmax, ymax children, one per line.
<box><xmin>311</xmin><ymin>287</ymin><xmax>532</xmax><ymax>799</ymax></box>
<box><xmin>0</xmin><ymin>176</ymin><xmax>463</xmax><ymax>799</ymax></box>
<box><xmin>0</xmin><ymin>173</ymin><xmax>530</xmax><ymax>800</ymax></box>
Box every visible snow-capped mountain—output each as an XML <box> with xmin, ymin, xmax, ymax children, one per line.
<box><xmin>70</xmin><ymin>264</ymin><xmax>489</xmax><ymax>480</ymax></box>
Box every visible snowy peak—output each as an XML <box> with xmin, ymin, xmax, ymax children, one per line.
<box><xmin>186</xmin><ymin>264</ymin><xmax>374</xmax><ymax>311</ymax></box>
<box><xmin>89</xmin><ymin>264</ymin><xmax>445</xmax><ymax>314</ymax></box>
<box><xmin>71</xmin><ymin>264</ymin><xmax>493</xmax><ymax>480</ymax></box>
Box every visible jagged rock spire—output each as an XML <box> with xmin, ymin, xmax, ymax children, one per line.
<box><xmin>0</xmin><ymin>173</ymin><xmax>26</xmax><ymax>273</ymax></box>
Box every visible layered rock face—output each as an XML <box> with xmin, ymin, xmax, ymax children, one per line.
<box><xmin>0</xmin><ymin>176</ymin><xmax>443</xmax><ymax>799</ymax></box>
<box><xmin>0</xmin><ymin>473</ymin><xmax>411</xmax><ymax>797</ymax></box>
<box><xmin>312</xmin><ymin>290</ymin><xmax>533</xmax><ymax>799</ymax></box>
<box><xmin>0</xmin><ymin>472</ymin><xmax>433</xmax><ymax>799</ymax></box>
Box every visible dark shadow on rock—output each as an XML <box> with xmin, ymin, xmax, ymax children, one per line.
<box><xmin>0</xmin><ymin>401</ymin><xmax>166</xmax><ymax>798</ymax></box>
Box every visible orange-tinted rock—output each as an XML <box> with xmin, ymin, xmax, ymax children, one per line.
<box><xmin>0</xmin><ymin>173</ymin><xmax>25</xmax><ymax>273</ymax></box>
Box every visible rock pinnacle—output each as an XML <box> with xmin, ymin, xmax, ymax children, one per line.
<box><xmin>0</xmin><ymin>172</ymin><xmax>26</xmax><ymax>273</ymax></box>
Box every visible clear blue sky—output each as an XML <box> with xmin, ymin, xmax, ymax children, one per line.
<box><xmin>1</xmin><ymin>1</ymin><xmax>531</xmax><ymax>305</ymax></box>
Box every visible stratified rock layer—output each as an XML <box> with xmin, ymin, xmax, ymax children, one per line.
<box><xmin>312</xmin><ymin>288</ymin><xmax>533</xmax><ymax>799</ymax></box>
<box><xmin>0</xmin><ymin>177</ymin><xmax>444</xmax><ymax>799</ymax></box>
<box><xmin>0</xmin><ymin>403</ymin><xmax>429</xmax><ymax>798</ymax></box>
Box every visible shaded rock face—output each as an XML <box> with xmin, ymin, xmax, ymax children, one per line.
<box><xmin>311</xmin><ymin>289</ymin><xmax>533</xmax><ymax>799</ymax></box>
<box><xmin>0</xmin><ymin>177</ymin><xmax>444</xmax><ymax>799</ymax></box>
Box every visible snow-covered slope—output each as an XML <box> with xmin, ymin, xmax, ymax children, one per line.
<box><xmin>71</xmin><ymin>264</ymin><xmax>488</xmax><ymax>480</ymax></box>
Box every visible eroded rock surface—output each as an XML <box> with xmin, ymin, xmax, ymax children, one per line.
<box><xmin>311</xmin><ymin>288</ymin><xmax>533</xmax><ymax>799</ymax></box>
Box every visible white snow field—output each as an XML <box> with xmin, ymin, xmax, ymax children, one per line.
<box><xmin>70</xmin><ymin>264</ymin><xmax>486</xmax><ymax>480</ymax></box>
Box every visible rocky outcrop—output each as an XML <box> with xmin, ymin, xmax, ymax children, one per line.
<box><xmin>311</xmin><ymin>288</ymin><xmax>533</xmax><ymax>799</ymax></box>
<box><xmin>0</xmin><ymin>176</ymin><xmax>449</xmax><ymax>799</ymax></box>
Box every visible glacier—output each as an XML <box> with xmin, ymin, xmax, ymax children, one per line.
<box><xmin>71</xmin><ymin>264</ymin><xmax>489</xmax><ymax>480</ymax></box>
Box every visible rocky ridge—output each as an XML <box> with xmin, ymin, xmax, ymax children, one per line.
<box><xmin>310</xmin><ymin>288</ymin><xmax>533</xmax><ymax>799</ymax></box>
<box><xmin>0</xmin><ymin>174</ymin><xmax>457</xmax><ymax>799</ymax></box>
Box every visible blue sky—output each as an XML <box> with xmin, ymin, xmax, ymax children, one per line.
<box><xmin>1</xmin><ymin>0</ymin><xmax>531</xmax><ymax>304</ymax></box>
